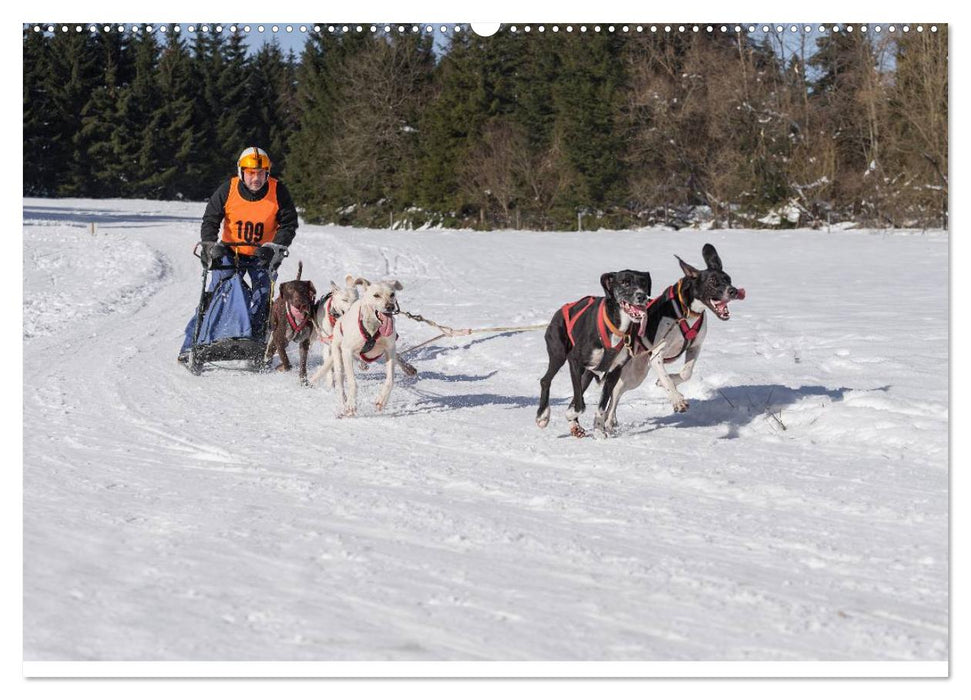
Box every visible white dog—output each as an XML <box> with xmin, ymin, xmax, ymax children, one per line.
<box><xmin>308</xmin><ymin>274</ymin><xmax>363</xmax><ymax>387</ymax></box>
<box><xmin>326</xmin><ymin>279</ymin><xmax>404</xmax><ymax>415</ymax></box>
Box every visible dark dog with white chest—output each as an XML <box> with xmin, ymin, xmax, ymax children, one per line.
<box><xmin>264</xmin><ymin>261</ymin><xmax>317</xmax><ymax>384</ymax></box>
<box><xmin>597</xmin><ymin>243</ymin><xmax>745</xmax><ymax>434</ymax></box>
<box><xmin>536</xmin><ymin>269</ymin><xmax>652</xmax><ymax>437</ymax></box>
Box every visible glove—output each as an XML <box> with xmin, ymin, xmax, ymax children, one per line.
<box><xmin>256</xmin><ymin>243</ymin><xmax>288</xmax><ymax>270</ymax></box>
<box><xmin>199</xmin><ymin>242</ymin><xmax>228</xmax><ymax>268</ymax></box>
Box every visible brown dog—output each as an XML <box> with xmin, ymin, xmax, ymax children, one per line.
<box><xmin>264</xmin><ymin>261</ymin><xmax>317</xmax><ymax>383</ymax></box>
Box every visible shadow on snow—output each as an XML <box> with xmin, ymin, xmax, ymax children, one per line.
<box><xmin>624</xmin><ymin>383</ymin><xmax>883</xmax><ymax>438</ymax></box>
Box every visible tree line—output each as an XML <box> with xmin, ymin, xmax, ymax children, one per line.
<box><xmin>23</xmin><ymin>25</ymin><xmax>947</xmax><ymax>230</ymax></box>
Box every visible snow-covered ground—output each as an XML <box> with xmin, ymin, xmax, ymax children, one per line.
<box><xmin>22</xmin><ymin>198</ymin><xmax>948</xmax><ymax>667</ymax></box>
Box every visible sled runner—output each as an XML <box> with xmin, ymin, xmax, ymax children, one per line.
<box><xmin>181</xmin><ymin>242</ymin><xmax>286</xmax><ymax>374</ymax></box>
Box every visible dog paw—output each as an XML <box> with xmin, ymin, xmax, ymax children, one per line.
<box><xmin>536</xmin><ymin>408</ymin><xmax>551</xmax><ymax>429</ymax></box>
<box><xmin>342</xmin><ymin>406</ymin><xmax>357</xmax><ymax>417</ymax></box>
<box><xmin>570</xmin><ymin>423</ymin><xmax>587</xmax><ymax>438</ymax></box>
<box><xmin>375</xmin><ymin>400</ymin><xmax>385</xmax><ymax>412</ymax></box>
<box><xmin>672</xmin><ymin>398</ymin><xmax>689</xmax><ymax>413</ymax></box>
<box><xmin>593</xmin><ymin>428</ymin><xmax>609</xmax><ymax>440</ymax></box>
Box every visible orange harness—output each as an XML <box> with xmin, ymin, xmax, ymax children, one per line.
<box><xmin>560</xmin><ymin>297</ymin><xmax>627</xmax><ymax>351</ymax></box>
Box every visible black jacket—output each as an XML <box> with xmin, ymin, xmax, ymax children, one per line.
<box><xmin>200</xmin><ymin>177</ymin><xmax>298</xmax><ymax>248</ymax></box>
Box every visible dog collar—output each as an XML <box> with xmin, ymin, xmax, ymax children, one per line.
<box><xmin>286</xmin><ymin>302</ymin><xmax>310</xmax><ymax>334</ymax></box>
<box><xmin>597</xmin><ymin>299</ymin><xmax>629</xmax><ymax>351</ymax></box>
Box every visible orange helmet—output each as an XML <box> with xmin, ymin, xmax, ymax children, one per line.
<box><xmin>237</xmin><ymin>147</ymin><xmax>272</xmax><ymax>178</ymax></box>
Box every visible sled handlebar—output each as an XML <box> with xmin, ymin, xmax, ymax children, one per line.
<box><xmin>192</xmin><ymin>241</ymin><xmax>288</xmax><ymax>271</ymax></box>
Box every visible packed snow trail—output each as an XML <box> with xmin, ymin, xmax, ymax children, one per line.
<box><xmin>23</xmin><ymin>199</ymin><xmax>947</xmax><ymax>661</ymax></box>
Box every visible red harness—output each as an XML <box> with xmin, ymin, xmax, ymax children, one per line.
<box><xmin>633</xmin><ymin>281</ymin><xmax>704</xmax><ymax>361</ymax></box>
<box><xmin>313</xmin><ymin>294</ymin><xmax>344</xmax><ymax>343</ymax></box>
<box><xmin>285</xmin><ymin>302</ymin><xmax>311</xmax><ymax>335</ymax></box>
<box><xmin>560</xmin><ymin>296</ymin><xmax>628</xmax><ymax>351</ymax></box>
<box><xmin>665</xmin><ymin>281</ymin><xmax>704</xmax><ymax>341</ymax></box>
<box><xmin>358</xmin><ymin>308</ymin><xmax>397</xmax><ymax>363</ymax></box>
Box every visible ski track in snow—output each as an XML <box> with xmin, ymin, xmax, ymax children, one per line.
<box><xmin>22</xmin><ymin>198</ymin><xmax>948</xmax><ymax>662</ymax></box>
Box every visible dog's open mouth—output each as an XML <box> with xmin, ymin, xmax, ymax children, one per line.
<box><xmin>710</xmin><ymin>300</ymin><xmax>732</xmax><ymax>320</ymax></box>
<box><xmin>620</xmin><ymin>301</ymin><xmax>647</xmax><ymax>321</ymax></box>
<box><xmin>709</xmin><ymin>288</ymin><xmax>745</xmax><ymax>320</ymax></box>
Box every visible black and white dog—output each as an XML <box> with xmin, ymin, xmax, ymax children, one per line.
<box><xmin>536</xmin><ymin>269</ymin><xmax>652</xmax><ymax>437</ymax></box>
<box><xmin>598</xmin><ymin>243</ymin><xmax>745</xmax><ymax>434</ymax></box>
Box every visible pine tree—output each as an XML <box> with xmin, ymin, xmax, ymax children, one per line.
<box><xmin>215</xmin><ymin>31</ymin><xmax>250</xmax><ymax>163</ymax></box>
<box><xmin>146</xmin><ymin>27</ymin><xmax>205</xmax><ymax>199</ymax></box>
<box><xmin>287</xmin><ymin>30</ymin><xmax>370</xmax><ymax>222</ymax></box>
<box><xmin>414</xmin><ymin>31</ymin><xmax>489</xmax><ymax>218</ymax></box>
<box><xmin>190</xmin><ymin>29</ymin><xmax>227</xmax><ymax>187</ymax></box>
<box><xmin>549</xmin><ymin>31</ymin><xmax>627</xmax><ymax>220</ymax></box>
<box><xmin>23</xmin><ymin>27</ymin><xmax>57</xmax><ymax>195</ymax></box>
<box><xmin>46</xmin><ymin>26</ymin><xmax>104</xmax><ymax>196</ymax></box>
<box><xmin>84</xmin><ymin>27</ymin><xmax>162</xmax><ymax>196</ymax></box>
<box><xmin>245</xmin><ymin>42</ymin><xmax>297</xmax><ymax>178</ymax></box>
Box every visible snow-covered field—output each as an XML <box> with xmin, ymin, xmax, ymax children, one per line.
<box><xmin>22</xmin><ymin>198</ymin><xmax>948</xmax><ymax>669</ymax></box>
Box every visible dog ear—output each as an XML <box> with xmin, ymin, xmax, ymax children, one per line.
<box><xmin>702</xmin><ymin>244</ymin><xmax>723</xmax><ymax>271</ymax></box>
<box><xmin>676</xmin><ymin>255</ymin><xmax>700</xmax><ymax>279</ymax></box>
<box><xmin>353</xmin><ymin>277</ymin><xmax>370</xmax><ymax>287</ymax></box>
<box><xmin>308</xmin><ymin>282</ymin><xmax>317</xmax><ymax>299</ymax></box>
<box><xmin>600</xmin><ymin>272</ymin><xmax>616</xmax><ymax>296</ymax></box>
<box><xmin>331</xmin><ymin>281</ymin><xmax>340</xmax><ymax>292</ymax></box>
<box><xmin>388</xmin><ymin>279</ymin><xmax>403</xmax><ymax>291</ymax></box>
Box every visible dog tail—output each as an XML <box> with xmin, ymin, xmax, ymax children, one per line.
<box><xmin>296</xmin><ymin>261</ymin><xmax>303</xmax><ymax>281</ymax></box>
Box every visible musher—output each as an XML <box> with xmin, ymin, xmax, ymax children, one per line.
<box><xmin>178</xmin><ymin>146</ymin><xmax>299</xmax><ymax>363</ymax></box>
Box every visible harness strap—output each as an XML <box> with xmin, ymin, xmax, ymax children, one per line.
<box><xmin>325</xmin><ymin>296</ymin><xmax>340</xmax><ymax>328</ymax></box>
<box><xmin>670</xmin><ymin>280</ymin><xmax>704</xmax><ymax>341</ymax></box>
<box><xmin>596</xmin><ymin>299</ymin><xmax>627</xmax><ymax>351</ymax></box>
<box><xmin>560</xmin><ymin>296</ymin><xmax>632</xmax><ymax>351</ymax></box>
<box><xmin>560</xmin><ymin>296</ymin><xmax>596</xmax><ymax>347</ymax></box>
<box><xmin>312</xmin><ymin>293</ymin><xmax>336</xmax><ymax>343</ymax></box>
<box><xmin>285</xmin><ymin>302</ymin><xmax>309</xmax><ymax>334</ymax></box>
<box><xmin>630</xmin><ymin>282</ymin><xmax>706</xmax><ymax>360</ymax></box>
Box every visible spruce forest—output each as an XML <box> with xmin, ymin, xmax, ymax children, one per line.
<box><xmin>23</xmin><ymin>24</ymin><xmax>948</xmax><ymax>230</ymax></box>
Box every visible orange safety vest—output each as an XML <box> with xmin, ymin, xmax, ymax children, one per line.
<box><xmin>220</xmin><ymin>177</ymin><xmax>280</xmax><ymax>256</ymax></box>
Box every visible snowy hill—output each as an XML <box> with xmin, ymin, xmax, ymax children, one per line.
<box><xmin>22</xmin><ymin>198</ymin><xmax>948</xmax><ymax>666</ymax></box>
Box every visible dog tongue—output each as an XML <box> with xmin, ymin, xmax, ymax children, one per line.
<box><xmin>736</xmin><ymin>288</ymin><xmax>746</xmax><ymax>300</ymax></box>
<box><xmin>376</xmin><ymin>312</ymin><xmax>394</xmax><ymax>337</ymax></box>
